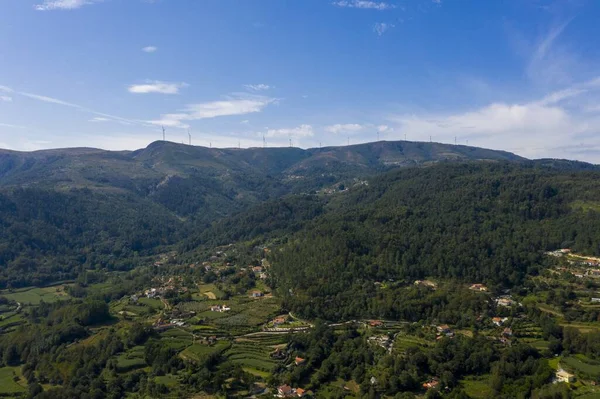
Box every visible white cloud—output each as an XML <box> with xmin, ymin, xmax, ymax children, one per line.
<box><xmin>0</xmin><ymin>96</ymin><xmax>12</xmax><ymax>102</ymax></box>
<box><xmin>325</xmin><ymin>123</ymin><xmax>366</xmax><ymax>134</ymax></box>
<box><xmin>240</xmin><ymin>120</ymin><xmax>250</xmax><ymax>124</ymax></box>
<box><xmin>0</xmin><ymin>86</ymin><xmax>14</xmax><ymax>93</ymax></box>
<box><xmin>333</xmin><ymin>1</ymin><xmax>396</xmax><ymax>10</ymax></box>
<box><xmin>89</xmin><ymin>117</ymin><xmax>109</xmax><ymax>122</ymax></box>
<box><xmin>387</xmin><ymin>79</ymin><xmax>600</xmax><ymax>162</ymax></box>
<box><xmin>149</xmin><ymin>94</ymin><xmax>276</xmax><ymax>129</ymax></box>
<box><xmin>128</xmin><ymin>81</ymin><xmax>188</xmax><ymax>94</ymax></box>
<box><xmin>34</xmin><ymin>0</ymin><xmax>100</xmax><ymax>11</ymax></box>
<box><xmin>265</xmin><ymin>124</ymin><xmax>314</xmax><ymax>138</ymax></box>
<box><xmin>373</xmin><ymin>22</ymin><xmax>395</xmax><ymax>36</ymax></box>
<box><xmin>142</xmin><ymin>46</ymin><xmax>157</xmax><ymax>53</ymax></box>
<box><xmin>244</xmin><ymin>84</ymin><xmax>271</xmax><ymax>91</ymax></box>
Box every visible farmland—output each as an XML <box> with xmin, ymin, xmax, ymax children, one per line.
<box><xmin>0</xmin><ymin>285</ymin><xmax>71</xmax><ymax>305</ymax></box>
<box><xmin>0</xmin><ymin>366</ymin><xmax>26</xmax><ymax>395</ymax></box>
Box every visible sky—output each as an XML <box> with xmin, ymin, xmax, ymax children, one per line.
<box><xmin>2</xmin><ymin>0</ymin><xmax>600</xmax><ymax>162</ymax></box>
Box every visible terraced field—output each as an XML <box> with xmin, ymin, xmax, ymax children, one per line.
<box><xmin>116</xmin><ymin>345</ymin><xmax>147</xmax><ymax>372</ymax></box>
<box><xmin>180</xmin><ymin>341</ymin><xmax>230</xmax><ymax>362</ymax></box>
<box><xmin>561</xmin><ymin>355</ymin><xmax>600</xmax><ymax>379</ymax></box>
<box><xmin>225</xmin><ymin>334</ymin><xmax>287</xmax><ymax>376</ymax></box>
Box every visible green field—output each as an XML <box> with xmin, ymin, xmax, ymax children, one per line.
<box><xmin>0</xmin><ymin>285</ymin><xmax>71</xmax><ymax>305</ymax></box>
<box><xmin>561</xmin><ymin>355</ymin><xmax>600</xmax><ymax>378</ymax></box>
<box><xmin>138</xmin><ymin>297</ymin><xmax>164</xmax><ymax>310</ymax></box>
<box><xmin>0</xmin><ymin>366</ymin><xmax>26</xmax><ymax>395</ymax></box>
<box><xmin>116</xmin><ymin>346</ymin><xmax>146</xmax><ymax>372</ymax></box>
<box><xmin>225</xmin><ymin>337</ymin><xmax>282</xmax><ymax>375</ymax></box>
<box><xmin>461</xmin><ymin>375</ymin><xmax>493</xmax><ymax>399</ymax></box>
<box><xmin>180</xmin><ymin>341</ymin><xmax>229</xmax><ymax>362</ymax></box>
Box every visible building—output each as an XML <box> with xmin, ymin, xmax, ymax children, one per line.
<box><xmin>273</xmin><ymin>316</ymin><xmax>287</xmax><ymax>326</ymax></box>
<box><xmin>492</xmin><ymin>317</ymin><xmax>508</xmax><ymax>326</ymax></box>
<box><xmin>502</xmin><ymin>327</ymin><xmax>513</xmax><ymax>337</ymax></box>
<box><xmin>556</xmin><ymin>369</ymin><xmax>575</xmax><ymax>383</ymax></box>
<box><xmin>251</xmin><ymin>290</ymin><xmax>264</xmax><ymax>298</ymax></box>
<box><xmin>422</xmin><ymin>379</ymin><xmax>440</xmax><ymax>390</ymax></box>
<box><xmin>295</xmin><ymin>357</ymin><xmax>306</xmax><ymax>366</ymax></box>
<box><xmin>496</xmin><ymin>297</ymin><xmax>515</xmax><ymax>307</ymax></box>
<box><xmin>277</xmin><ymin>385</ymin><xmax>293</xmax><ymax>398</ymax></box>
<box><xmin>295</xmin><ymin>388</ymin><xmax>305</xmax><ymax>397</ymax></box>
<box><xmin>469</xmin><ymin>284</ymin><xmax>488</xmax><ymax>292</ymax></box>
<box><xmin>210</xmin><ymin>305</ymin><xmax>231</xmax><ymax>312</ymax></box>
<box><xmin>369</xmin><ymin>320</ymin><xmax>384</xmax><ymax>327</ymax></box>
<box><xmin>415</xmin><ymin>280</ymin><xmax>438</xmax><ymax>289</ymax></box>
<box><xmin>436</xmin><ymin>324</ymin><xmax>451</xmax><ymax>334</ymax></box>
<box><xmin>591</xmin><ymin>298</ymin><xmax>600</xmax><ymax>303</ymax></box>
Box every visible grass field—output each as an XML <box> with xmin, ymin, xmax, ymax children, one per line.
<box><xmin>225</xmin><ymin>337</ymin><xmax>281</xmax><ymax>375</ymax></box>
<box><xmin>0</xmin><ymin>366</ymin><xmax>26</xmax><ymax>395</ymax></box>
<box><xmin>561</xmin><ymin>355</ymin><xmax>600</xmax><ymax>378</ymax></box>
<box><xmin>461</xmin><ymin>375</ymin><xmax>492</xmax><ymax>399</ymax></box>
<box><xmin>180</xmin><ymin>341</ymin><xmax>230</xmax><ymax>362</ymax></box>
<box><xmin>138</xmin><ymin>297</ymin><xmax>164</xmax><ymax>310</ymax></box>
<box><xmin>116</xmin><ymin>346</ymin><xmax>146</xmax><ymax>372</ymax></box>
<box><xmin>0</xmin><ymin>285</ymin><xmax>71</xmax><ymax>305</ymax></box>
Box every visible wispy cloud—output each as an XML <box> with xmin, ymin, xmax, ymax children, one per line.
<box><xmin>244</xmin><ymin>84</ymin><xmax>272</xmax><ymax>91</ymax></box>
<box><xmin>142</xmin><ymin>46</ymin><xmax>157</xmax><ymax>53</ymax></box>
<box><xmin>128</xmin><ymin>81</ymin><xmax>188</xmax><ymax>94</ymax></box>
<box><xmin>0</xmin><ymin>96</ymin><xmax>12</xmax><ymax>102</ymax></box>
<box><xmin>265</xmin><ymin>124</ymin><xmax>314</xmax><ymax>138</ymax></box>
<box><xmin>373</xmin><ymin>22</ymin><xmax>395</xmax><ymax>36</ymax></box>
<box><xmin>333</xmin><ymin>1</ymin><xmax>396</xmax><ymax>10</ymax></box>
<box><xmin>0</xmin><ymin>122</ymin><xmax>26</xmax><ymax>129</ymax></box>
<box><xmin>89</xmin><ymin>117</ymin><xmax>110</xmax><ymax>122</ymax></box>
<box><xmin>1</xmin><ymin>84</ymin><xmax>150</xmax><ymax>127</ymax></box>
<box><xmin>325</xmin><ymin>123</ymin><xmax>366</xmax><ymax>134</ymax></box>
<box><xmin>20</xmin><ymin>92</ymin><xmax>81</xmax><ymax>108</ymax></box>
<box><xmin>149</xmin><ymin>94</ymin><xmax>276</xmax><ymax>129</ymax></box>
<box><xmin>526</xmin><ymin>19</ymin><xmax>576</xmax><ymax>85</ymax></box>
<box><xmin>34</xmin><ymin>0</ymin><xmax>101</xmax><ymax>11</ymax></box>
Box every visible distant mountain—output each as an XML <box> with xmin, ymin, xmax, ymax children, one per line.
<box><xmin>0</xmin><ymin>140</ymin><xmax>525</xmax><ymax>219</ymax></box>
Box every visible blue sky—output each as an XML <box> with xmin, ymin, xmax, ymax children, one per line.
<box><xmin>2</xmin><ymin>0</ymin><xmax>600</xmax><ymax>162</ymax></box>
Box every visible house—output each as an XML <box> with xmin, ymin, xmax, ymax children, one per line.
<box><xmin>273</xmin><ymin>316</ymin><xmax>287</xmax><ymax>326</ymax></box>
<box><xmin>259</xmin><ymin>272</ymin><xmax>268</xmax><ymax>280</ymax></box>
<box><xmin>295</xmin><ymin>388</ymin><xmax>306</xmax><ymax>397</ymax></box>
<box><xmin>251</xmin><ymin>290</ymin><xmax>264</xmax><ymax>298</ymax></box>
<box><xmin>415</xmin><ymin>280</ymin><xmax>438</xmax><ymax>289</ymax></box>
<box><xmin>370</xmin><ymin>377</ymin><xmax>378</xmax><ymax>385</ymax></box>
<box><xmin>591</xmin><ymin>298</ymin><xmax>600</xmax><ymax>303</ymax></box>
<box><xmin>295</xmin><ymin>357</ymin><xmax>306</xmax><ymax>366</ymax></box>
<box><xmin>492</xmin><ymin>317</ymin><xmax>508</xmax><ymax>326</ymax></box>
<box><xmin>496</xmin><ymin>297</ymin><xmax>515</xmax><ymax>307</ymax></box>
<box><xmin>210</xmin><ymin>305</ymin><xmax>231</xmax><ymax>312</ymax></box>
<box><xmin>422</xmin><ymin>379</ymin><xmax>440</xmax><ymax>390</ymax></box>
<box><xmin>556</xmin><ymin>369</ymin><xmax>575</xmax><ymax>383</ymax></box>
<box><xmin>502</xmin><ymin>327</ymin><xmax>513</xmax><ymax>337</ymax></box>
<box><xmin>252</xmin><ymin>266</ymin><xmax>263</xmax><ymax>273</ymax></box>
<box><xmin>277</xmin><ymin>385</ymin><xmax>293</xmax><ymax>398</ymax></box>
<box><xmin>130</xmin><ymin>294</ymin><xmax>139</xmax><ymax>303</ymax></box>
<box><xmin>436</xmin><ymin>324</ymin><xmax>451</xmax><ymax>334</ymax></box>
<box><xmin>469</xmin><ymin>284</ymin><xmax>488</xmax><ymax>292</ymax></box>
<box><xmin>369</xmin><ymin>320</ymin><xmax>384</xmax><ymax>327</ymax></box>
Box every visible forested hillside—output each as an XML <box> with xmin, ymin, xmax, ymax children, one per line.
<box><xmin>268</xmin><ymin>163</ymin><xmax>600</xmax><ymax>321</ymax></box>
